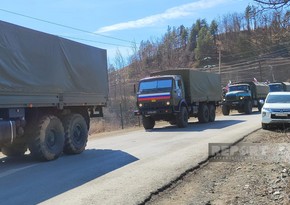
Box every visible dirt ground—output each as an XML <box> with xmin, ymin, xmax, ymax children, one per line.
<box><xmin>146</xmin><ymin>128</ymin><xmax>290</xmax><ymax>205</ymax></box>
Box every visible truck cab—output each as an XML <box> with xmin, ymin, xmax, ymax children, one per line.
<box><xmin>135</xmin><ymin>75</ymin><xmax>188</xmax><ymax>129</ymax></box>
<box><xmin>226</xmin><ymin>84</ymin><xmax>252</xmax><ymax>101</ymax></box>
<box><xmin>268</xmin><ymin>82</ymin><xmax>290</xmax><ymax>92</ymax></box>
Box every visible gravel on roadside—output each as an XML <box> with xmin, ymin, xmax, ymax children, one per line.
<box><xmin>146</xmin><ymin>128</ymin><xmax>290</xmax><ymax>205</ymax></box>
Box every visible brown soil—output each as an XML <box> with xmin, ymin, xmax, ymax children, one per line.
<box><xmin>146</xmin><ymin>128</ymin><xmax>290</xmax><ymax>205</ymax></box>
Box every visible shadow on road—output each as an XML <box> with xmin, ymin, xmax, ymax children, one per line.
<box><xmin>0</xmin><ymin>149</ymin><xmax>138</xmax><ymax>205</ymax></box>
<box><xmin>148</xmin><ymin>119</ymin><xmax>245</xmax><ymax>132</ymax></box>
<box><xmin>228</xmin><ymin>111</ymin><xmax>261</xmax><ymax>116</ymax></box>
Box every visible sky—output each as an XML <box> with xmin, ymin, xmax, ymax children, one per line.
<box><xmin>1</xmin><ymin>0</ymin><xmax>256</xmax><ymax>66</ymax></box>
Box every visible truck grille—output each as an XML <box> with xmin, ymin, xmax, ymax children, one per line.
<box><xmin>143</xmin><ymin>101</ymin><xmax>166</xmax><ymax>108</ymax></box>
<box><xmin>226</xmin><ymin>95</ymin><xmax>238</xmax><ymax>101</ymax></box>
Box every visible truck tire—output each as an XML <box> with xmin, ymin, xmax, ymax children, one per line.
<box><xmin>198</xmin><ymin>104</ymin><xmax>209</xmax><ymax>123</ymax></box>
<box><xmin>29</xmin><ymin>115</ymin><xmax>65</xmax><ymax>161</ymax></box>
<box><xmin>244</xmin><ymin>100</ymin><xmax>252</xmax><ymax>114</ymax></box>
<box><xmin>62</xmin><ymin>114</ymin><xmax>88</xmax><ymax>154</ymax></box>
<box><xmin>221</xmin><ymin>105</ymin><xmax>230</xmax><ymax>116</ymax></box>
<box><xmin>177</xmin><ymin>106</ymin><xmax>188</xmax><ymax>128</ymax></box>
<box><xmin>142</xmin><ymin>116</ymin><xmax>155</xmax><ymax>129</ymax></box>
<box><xmin>1</xmin><ymin>143</ymin><xmax>27</xmax><ymax>157</ymax></box>
<box><xmin>209</xmin><ymin>104</ymin><xmax>216</xmax><ymax>122</ymax></box>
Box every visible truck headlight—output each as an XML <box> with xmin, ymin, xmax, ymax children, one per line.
<box><xmin>139</xmin><ymin>103</ymin><xmax>143</xmax><ymax>107</ymax></box>
<box><xmin>239</xmin><ymin>96</ymin><xmax>244</xmax><ymax>100</ymax></box>
<box><xmin>262</xmin><ymin>112</ymin><xmax>266</xmax><ymax>117</ymax></box>
<box><xmin>166</xmin><ymin>101</ymin><xmax>170</xmax><ymax>106</ymax></box>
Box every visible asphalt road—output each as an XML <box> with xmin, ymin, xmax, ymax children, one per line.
<box><xmin>0</xmin><ymin>111</ymin><xmax>261</xmax><ymax>205</ymax></box>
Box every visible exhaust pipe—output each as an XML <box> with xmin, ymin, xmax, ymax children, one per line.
<box><xmin>0</xmin><ymin>121</ymin><xmax>16</xmax><ymax>145</ymax></box>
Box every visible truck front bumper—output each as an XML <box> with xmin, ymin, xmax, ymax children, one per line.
<box><xmin>134</xmin><ymin>107</ymin><xmax>174</xmax><ymax>116</ymax></box>
<box><xmin>222</xmin><ymin>100</ymin><xmax>245</xmax><ymax>109</ymax></box>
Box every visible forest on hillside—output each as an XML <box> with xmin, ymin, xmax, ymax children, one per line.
<box><xmin>91</xmin><ymin>3</ymin><xmax>290</xmax><ymax>132</ymax></box>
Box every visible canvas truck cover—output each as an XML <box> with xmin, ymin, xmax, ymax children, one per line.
<box><xmin>0</xmin><ymin>20</ymin><xmax>108</xmax><ymax>107</ymax></box>
<box><xmin>237</xmin><ymin>82</ymin><xmax>269</xmax><ymax>99</ymax></box>
<box><xmin>151</xmin><ymin>69</ymin><xmax>221</xmax><ymax>102</ymax></box>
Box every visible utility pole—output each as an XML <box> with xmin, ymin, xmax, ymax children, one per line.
<box><xmin>258</xmin><ymin>59</ymin><xmax>262</xmax><ymax>82</ymax></box>
<box><xmin>218</xmin><ymin>48</ymin><xmax>221</xmax><ymax>74</ymax></box>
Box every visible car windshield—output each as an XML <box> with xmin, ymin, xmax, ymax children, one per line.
<box><xmin>139</xmin><ymin>79</ymin><xmax>172</xmax><ymax>94</ymax></box>
<box><xmin>266</xmin><ymin>95</ymin><xmax>290</xmax><ymax>103</ymax></box>
<box><xmin>269</xmin><ymin>84</ymin><xmax>283</xmax><ymax>92</ymax></box>
<box><xmin>229</xmin><ymin>85</ymin><xmax>248</xmax><ymax>92</ymax></box>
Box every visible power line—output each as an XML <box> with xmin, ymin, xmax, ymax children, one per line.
<box><xmin>0</xmin><ymin>8</ymin><xmax>135</xmax><ymax>46</ymax></box>
<box><xmin>59</xmin><ymin>35</ymin><xmax>133</xmax><ymax>48</ymax></box>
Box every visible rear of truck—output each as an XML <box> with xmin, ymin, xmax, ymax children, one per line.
<box><xmin>0</xmin><ymin>20</ymin><xmax>108</xmax><ymax>161</ymax></box>
<box><xmin>135</xmin><ymin>69</ymin><xmax>221</xmax><ymax>129</ymax></box>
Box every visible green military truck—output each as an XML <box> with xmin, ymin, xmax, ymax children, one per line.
<box><xmin>221</xmin><ymin>82</ymin><xmax>269</xmax><ymax>115</ymax></box>
<box><xmin>268</xmin><ymin>82</ymin><xmax>290</xmax><ymax>92</ymax></box>
<box><xmin>135</xmin><ymin>69</ymin><xmax>221</xmax><ymax>129</ymax></box>
<box><xmin>0</xmin><ymin>21</ymin><xmax>108</xmax><ymax>161</ymax></box>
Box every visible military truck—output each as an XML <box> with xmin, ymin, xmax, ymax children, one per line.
<box><xmin>221</xmin><ymin>82</ymin><xmax>269</xmax><ymax>115</ymax></box>
<box><xmin>134</xmin><ymin>69</ymin><xmax>221</xmax><ymax>129</ymax></box>
<box><xmin>0</xmin><ymin>21</ymin><xmax>108</xmax><ymax>161</ymax></box>
<box><xmin>268</xmin><ymin>82</ymin><xmax>290</xmax><ymax>92</ymax></box>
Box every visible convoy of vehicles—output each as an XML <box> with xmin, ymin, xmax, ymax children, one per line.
<box><xmin>0</xmin><ymin>19</ymin><xmax>288</xmax><ymax>162</ymax></box>
<box><xmin>268</xmin><ymin>82</ymin><xmax>290</xmax><ymax>92</ymax></box>
<box><xmin>134</xmin><ymin>69</ymin><xmax>221</xmax><ymax>129</ymax></box>
<box><xmin>221</xmin><ymin>82</ymin><xmax>269</xmax><ymax>115</ymax></box>
<box><xmin>261</xmin><ymin>92</ymin><xmax>290</xmax><ymax>129</ymax></box>
<box><xmin>0</xmin><ymin>20</ymin><xmax>108</xmax><ymax>161</ymax></box>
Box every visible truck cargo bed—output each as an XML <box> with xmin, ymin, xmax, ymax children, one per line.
<box><xmin>0</xmin><ymin>20</ymin><xmax>108</xmax><ymax>108</ymax></box>
<box><xmin>151</xmin><ymin>69</ymin><xmax>221</xmax><ymax>103</ymax></box>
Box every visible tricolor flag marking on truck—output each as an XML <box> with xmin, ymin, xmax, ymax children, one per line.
<box><xmin>138</xmin><ymin>92</ymin><xmax>170</xmax><ymax>101</ymax></box>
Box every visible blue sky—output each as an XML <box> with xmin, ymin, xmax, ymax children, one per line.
<box><xmin>1</xmin><ymin>0</ymin><xmax>256</xmax><ymax>66</ymax></box>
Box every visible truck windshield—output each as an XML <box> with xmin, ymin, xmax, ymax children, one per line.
<box><xmin>139</xmin><ymin>79</ymin><xmax>172</xmax><ymax>93</ymax></box>
<box><xmin>269</xmin><ymin>84</ymin><xmax>283</xmax><ymax>92</ymax></box>
<box><xmin>229</xmin><ymin>85</ymin><xmax>248</xmax><ymax>92</ymax></box>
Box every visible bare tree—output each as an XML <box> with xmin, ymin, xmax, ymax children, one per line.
<box><xmin>253</xmin><ymin>0</ymin><xmax>290</xmax><ymax>9</ymax></box>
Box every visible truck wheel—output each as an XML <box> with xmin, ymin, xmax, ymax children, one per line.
<box><xmin>198</xmin><ymin>104</ymin><xmax>209</xmax><ymax>123</ymax></box>
<box><xmin>142</xmin><ymin>116</ymin><xmax>155</xmax><ymax>129</ymax></box>
<box><xmin>29</xmin><ymin>115</ymin><xmax>64</xmax><ymax>161</ymax></box>
<box><xmin>62</xmin><ymin>114</ymin><xmax>88</xmax><ymax>154</ymax></box>
<box><xmin>209</xmin><ymin>104</ymin><xmax>216</xmax><ymax>122</ymax></box>
<box><xmin>221</xmin><ymin>105</ymin><xmax>230</xmax><ymax>116</ymax></box>
<box><xmin>244</xmin><ymin>100</ymin><xmax>252</xmax><ymax>114</ymax></box>
<box><xmin>1</xmin><ymin>143</ymin><xmax>27</xmax><ymax>157</ymax></box>
<box><xmin>177</xmin><ymin>106</ymin><xmax>188</xmax><ymax>128</ymax></box>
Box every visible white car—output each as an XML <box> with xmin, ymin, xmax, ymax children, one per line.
<box><xmin>261</xmin><ymin>92</ymin><xmax>290</xmax><ymax>129</ymax></box>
